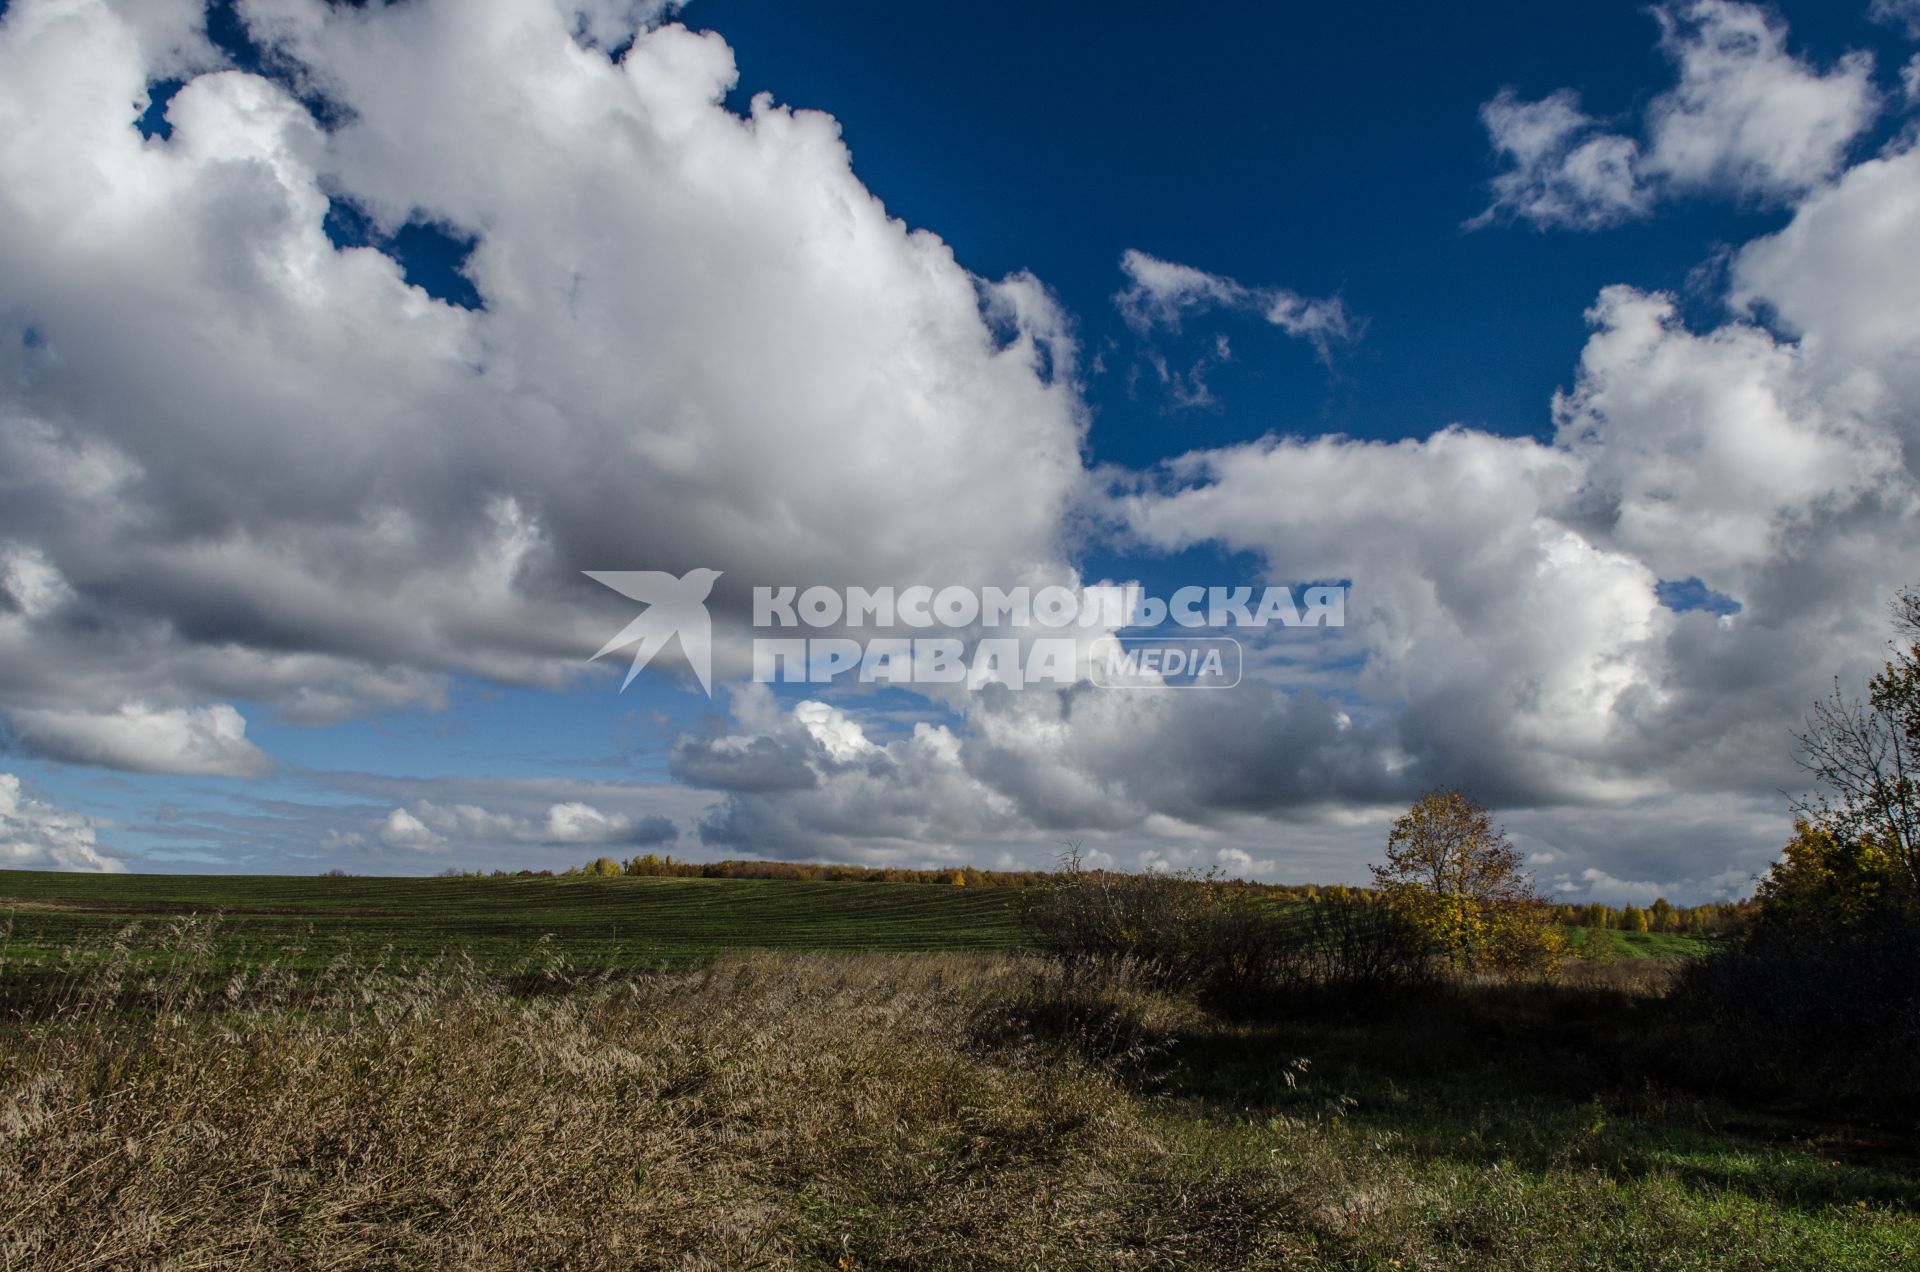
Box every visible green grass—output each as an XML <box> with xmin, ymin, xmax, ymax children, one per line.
<box><xmin>1072</xmin><ymin>962</ymin><xmax>1920</xmax><ymax>1268</ymax></box>
<box><xmin>0</xmin><ymin>869</ymin><xmax>1028</xmax><ymax>970</ymax></box>
<box><xmin>1564</xmin><ymin>924</ymin><xmax>1708</xmax><ymax>959</ymax></box>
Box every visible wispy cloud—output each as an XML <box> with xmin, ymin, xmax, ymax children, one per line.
<box><xmin>1471</xmin><ymin>0</ymin><xmax>1879</xmax><ymax>229</ymax></box>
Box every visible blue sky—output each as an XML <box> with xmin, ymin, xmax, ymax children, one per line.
<box><xmin>2</xmin><ymin>0</ymin><xmax>1919</xmax><ymax>899</ymax></box>
<box><xmin>707</xmin><ymin>0</ymin><xmax>1886</xmax><ymax>457</ymax></box>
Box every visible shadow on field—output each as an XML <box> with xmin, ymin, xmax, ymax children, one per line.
<box><xmin>1067</xmin><ymin>966</ymin><xmax>1920</xmax><ymax>1216</ymax></box>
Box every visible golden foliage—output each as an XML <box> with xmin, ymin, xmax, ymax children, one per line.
<box><xmin>1754</xmin><ymin>818</ymin><xmax>1904</xmax><ymax>934</ymax></box>
<box><xmin>1372</xmin><ymin>789</ymin><xmax>1562</xmax><ymax>971</ymax></box>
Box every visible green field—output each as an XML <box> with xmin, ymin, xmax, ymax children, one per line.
<box><xmin>0</xmin><ymin>871</ymin><xmax>1718</xmax><ymax>972</ymax></box>
<box><xmin>0</xmin><ymin>870</ymin><xmax>1028</xmax><ymax>970</ymax></box>
<box><xmin>1564</xmin><ymin>925</ymin><xmax>1709</xmax><ymax>958</ymax></box>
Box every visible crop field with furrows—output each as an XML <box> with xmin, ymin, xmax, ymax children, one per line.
<box><xmin>0</xmin><ymin>871</ymin><xmax>1029</xmax><ymax>972</ymax></box>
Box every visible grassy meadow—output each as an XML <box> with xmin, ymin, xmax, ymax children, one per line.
<box><xmin>1</xmin><ymin>871</ymin><xmax>1915</xmax><ymax>1269</ymax></box>
<box><xmin>1563</xmin><ymin>926</ymin><xmax>1707</xmax><ymax>959</ymax></box>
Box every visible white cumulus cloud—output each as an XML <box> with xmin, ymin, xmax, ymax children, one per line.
<box><xmin>0</xmin><ymin>0</ymin><xmax>1086</xmax><ymax>733</ymax></box>
<box><xmin>5</xmin><ymin>703</ymin><xmax>271</xmax><ymax>777</ymax></box>
<box><xmin>378</xmin><ymin>807</ymin><xmax>447</xmax><ymax>853</ymax></box>
<box><xmin>1472</xmin><ymin>1</ymin><xmax>1878</xmax><ymax>229</ymax></box>
<box><xmin>0</xmin><ymin>772</ymin><xmax>124</xmax><ymax>871</ymax></box>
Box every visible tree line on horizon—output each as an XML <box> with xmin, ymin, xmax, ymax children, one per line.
<box><xmin>472</xmin><ymin>848</ymin><xmax>1747</xmax><ymax>935</ymax></box>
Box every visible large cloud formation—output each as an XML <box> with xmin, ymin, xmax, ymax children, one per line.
<box><xmin>0</xmin><ymin>0</ymin><xmax>1085</xmax><ymax>748</ymax></box>
<box><xmin>1</xmin><ymin>0</ymin><xmax>1916</xmax><ymax>898</ymax></box>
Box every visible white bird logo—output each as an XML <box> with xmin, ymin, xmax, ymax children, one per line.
<box><xmin>584</xmin><ymin>568</ymin><xmax>723</xmax><ymax>695</ymax></box>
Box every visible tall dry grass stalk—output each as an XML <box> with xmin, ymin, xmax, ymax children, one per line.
<box><xmin>1</xmin><ymin>923</ymin><xmax>1419</xmax><ymax>1270</ymax></box>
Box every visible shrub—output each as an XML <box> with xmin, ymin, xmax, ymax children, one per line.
<box><xmin>1671</xmin><ymin>911</ymin><xmax>1920</xmax><ymax>1113</ymax></box>
<box><xmin>1670</xmin><ymin>816</ymin><xmax>1920</xmax><ymax>1114</ymax></box>
<box><xmin>1021</xmin><ymin>857</ymin><xmax>1438</xmax><ymax>1015</ymax></box>
<box><xmin>1574</xmin><ymin>927</ymin><xmax>1618</xmax><ymax>964</ymax></box>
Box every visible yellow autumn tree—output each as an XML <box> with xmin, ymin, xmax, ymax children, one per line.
<box><xmin>1753</xmin><ymin>818</ymin><xmax>1903</xmax><ymax>938</ymax></box>
<box><xmin>1371</xmin><ymin>788</ymin><xmax>1563</xmax><ymax>971</ymax></box>
<box><xmin>1649</xmin><ymin>897</ymin><xmax>1675</xmax><ymax>931</ymax></box>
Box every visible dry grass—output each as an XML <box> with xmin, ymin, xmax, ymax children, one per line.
<box><xmin>0</xmin><ymin>925</ymin><xmax>1412</xmax><ymax>1270</ymax></box>
<box><xmin>3</xmin><ymin>923</ymin><xmax>1916</xmax><ymax>1270</ymax></box>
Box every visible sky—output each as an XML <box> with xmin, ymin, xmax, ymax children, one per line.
<box><xmin>2</xmin><ymin>0</ymin><xmax>1919</xmax><ymax>901</ymax></box>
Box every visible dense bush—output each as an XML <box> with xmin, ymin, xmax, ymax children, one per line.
<box><xmin>1020</xmin><ymin>858</ymin><xmax>1439</xmax><ymax>1015</ymax></box>
<box><xmin>1671</xmin><ymin>910</ymin><xmax>1920</xmax><ymax>1114</ymax></box>
<box><xmin>1671</xmin><ymin>820</ymin><xmax>1920</xmax><ymax>1114</ymax></box>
